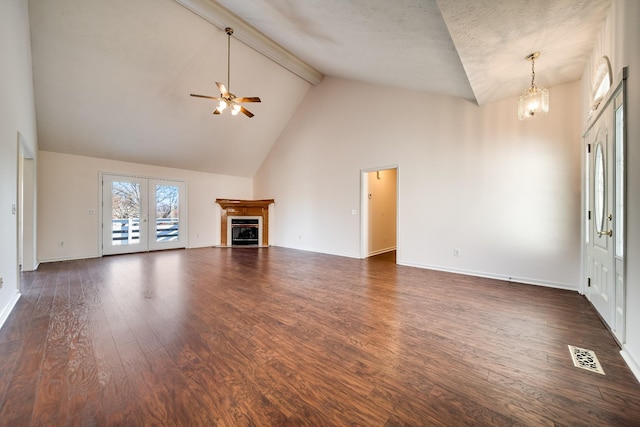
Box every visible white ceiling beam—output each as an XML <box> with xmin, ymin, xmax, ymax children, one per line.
<box><xmin>174</xmin><ymin>0</ymin><xmax>324</xmax><ymax>85</ymax></box>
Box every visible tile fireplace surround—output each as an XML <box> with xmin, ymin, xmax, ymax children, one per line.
<box><xmin>215</xmin><ymin>199</ymin><xmax>274</xmax><ymax>246</ymax></box>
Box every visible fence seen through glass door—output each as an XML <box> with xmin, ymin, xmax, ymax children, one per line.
<box><xmin>102</xmin><ymin>174</ymin><xmax>186</xmax><ymax>255</ymax></box>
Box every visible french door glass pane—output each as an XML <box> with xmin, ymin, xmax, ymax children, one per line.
<box><xmin>155</xmin><ymin>184</ymin><xmax>179</xmax><ymax>242</ymax></box>
<box><xmin>111</xmin><ymin>181</ymin><xmax>141</xmax><ymax>246</ymax></box>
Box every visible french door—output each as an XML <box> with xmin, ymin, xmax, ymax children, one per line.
<box><xmin>102</xmin><ymin>174</ymin><xmax>186</xmax><ymax>255</ymax></box>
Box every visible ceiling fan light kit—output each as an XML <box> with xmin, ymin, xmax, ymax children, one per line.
<box><xmin>518</xmin><ymin>52</ymin><xmax>549</xmax><ymax>120</ymax></box>
<box><xmin>190</xmin><ymin>27</ymin><xmax>261</xmax><ymax>118</ymax></box>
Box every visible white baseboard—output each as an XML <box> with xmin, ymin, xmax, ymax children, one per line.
<box><xmin>397</xmin><ymin>260</ymin><xmax>578</xmax><ymax>291</ymax></box>
<box><xmin>620</xmin><ymin>347</ymin><xmax>640</xmax><ymax>383</ymax></box>
<box><xmin>20</xmin><ymin>261</ymin><xmax>40</xmax><ymax>272</ymax></box>
<box><xmin>272</xmin><ymin>247</ymin><xmax>576</xmax><ymax>290</ymax></box>
<box><xmin>0</xmin><ymin>291</ymin><xmax>21</xmax><ymax>331</ymax></box>
<box><xmin>271</xmin><ymin>244</ymin><xmax>360</xmax><ymax>259</ymax></box>
<box><xmin>368</xmin><ymin>246</ymin><xmax>397</xmax><ymax>257</ymax></box>
<box><xmin>39</xmin><ymin>254</ymin><xmax>100</xmax><ymax>263</ymax></box>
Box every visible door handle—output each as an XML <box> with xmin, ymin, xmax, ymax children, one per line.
<box><xmin>598</xmin><ymin>229</ymin><xmax>612</xmax><ymax>237</ymax></box>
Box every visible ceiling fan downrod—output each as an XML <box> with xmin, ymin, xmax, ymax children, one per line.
<box><xmin>225</xmin><ymin>27</ymin><xmax>233</xmax><ymax>93</ymax></box>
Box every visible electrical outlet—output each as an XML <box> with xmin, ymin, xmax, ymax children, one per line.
<box><xmin>453</xmin><ymin>248</ymin><xmax>461</xmax><ymax>257</ymax></box>
<box><xmin>0</xmin><ymin>276</ymin><xmax>3</xmax><ymax>289</ymax></box>
<box><xmin>60</xmin><ymin>241</ymin><xmax>65</xmax><ymax>247</ymax></box>
<box><xmin>88</xmin><ymin>208</ymin><xmax>95</xmax><ymax>215</ymax></box>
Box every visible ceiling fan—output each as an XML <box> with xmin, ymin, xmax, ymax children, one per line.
<box><xmin>190</xmin><ymin>27</ymin><xmax>261</xmax><ymax>118</ymax></box>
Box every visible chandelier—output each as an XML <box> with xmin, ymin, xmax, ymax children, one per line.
<box><xmin>518</xmin><ymin>52</ymin><xmax>549</xmax><ymax>120</ymax></box>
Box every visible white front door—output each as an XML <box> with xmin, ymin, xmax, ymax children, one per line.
<box><xmin>586</xmin><ymin>118</ymin><xmax>615</xmax><ymax>327</ymax></box>
<box><xmin>102</xmin><ymin>174</ymin><xmax>186</xmax><ymax>255</ymax></box>
<box><xmin>583</xmin><ymin>71</ymin><xmax>626</xmax><ymax>344</ymax></box>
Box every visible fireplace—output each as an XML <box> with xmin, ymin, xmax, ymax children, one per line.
<box><xmin>216</xmin><ymin>199</ymin><xmax>274</xmax><ymax>246</ymax></box>
<box><xmin>229</xmin><ymin>217</ymin><xmax>261</xmax><ymax>246</ymax></box>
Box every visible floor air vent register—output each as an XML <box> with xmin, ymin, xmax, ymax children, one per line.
<box><xmin>568</xmin><ymin>345</ymin><xmax>605</xmax><ymax>375</ymax></box>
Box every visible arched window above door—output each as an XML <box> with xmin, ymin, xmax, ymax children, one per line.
<box><xmin>588</xmin><ymin>56</ymin><xmax>612</xmax><ymax>120</ymax></box>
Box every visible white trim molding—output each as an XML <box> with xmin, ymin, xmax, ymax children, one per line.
<box><xmin>399</xmin><ymin>261</ymin><xmax>579</xmax><ymax>292</ymax></box>
<box><xmin>0</xmin><ymin>291</ymin><xmax>20</xmax><ymax>331</ymax></box>
<box><xmin>620</xmin><ymin>347</ymin><xmax>640</xmax><ymax>383</ymax></box>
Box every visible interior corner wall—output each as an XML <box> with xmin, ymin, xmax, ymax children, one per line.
<box><xmin>37</xmin><ymin>151</ymin><xmax>252</xmax><ymax>262</ymax></box>
<box><xmin>254</xmin><ymin>76</ymin><xmax>582</xmax><ymax>289</ymax></box>
<box><xmin>0</xmin><ymin>0</ymin><xmax>38</xmax><ymax>325</ymax></box>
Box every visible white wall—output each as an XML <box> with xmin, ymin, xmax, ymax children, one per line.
<box><xmin>254</xmin><ymin>76</ymin><xmax>582</xmax><ymax>289</ymax></box>
<box><xmin>38</xmin><ymin>151</ymin><xmax>252</xmax><ymax>262</ymax></box>
<box><xmin>0</xmin><ymin>0</ymin><xmax>38</xmax><ymax>325</ymax></box>
<box><xmin>583</xmin><ymin>0</ymin><xmax>640</xmax><ymax>379</ymax></box>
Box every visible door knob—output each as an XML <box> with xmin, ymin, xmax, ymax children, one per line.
<box><xmin>598</xmin><ymin>229</ymin><xmax>612</xmax><ymax>237</ymax></box>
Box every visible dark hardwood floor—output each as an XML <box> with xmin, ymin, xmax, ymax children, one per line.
<box><xmin>0</xmin><ymin>247</ymin><xmax>638</xmax><ymax>426</ymax></box>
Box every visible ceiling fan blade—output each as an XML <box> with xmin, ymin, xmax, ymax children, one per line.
<box><xmin>216</xmin><ymin>82</ymin><xmax>228</xmax><ymax>96</ymax></box>
<box><xmin>235</xmin><ymin>97</ymin><xmax>261</xmax><ymax>103</ymax></box>
<box><xmin>190</xmin><ymin>93</ymin><xmax>221</xmax><ymax>100</ymax></box>
<box><xmin>240</xmin><ymin>106</ymin><xmax>255</xmax><ymax>118</ymax></box>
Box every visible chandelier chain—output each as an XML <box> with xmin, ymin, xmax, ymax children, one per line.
<box><xmin>530</xmin><ymin>58</ymin><xmax>536</xmax><ymax>88</ymax></box>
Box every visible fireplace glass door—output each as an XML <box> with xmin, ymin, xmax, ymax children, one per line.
<box><xmin>230</xmin><ymin>218</ymin><xmax>260</xmax><ymax>246</ymax></box>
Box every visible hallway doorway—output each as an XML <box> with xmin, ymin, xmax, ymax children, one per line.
<box><xmin>361</xmin><ymin>166</ymin><xmax>398</xmax><ymax>259</ymax></box>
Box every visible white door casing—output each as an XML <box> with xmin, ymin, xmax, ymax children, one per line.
<box><xmin>613</xmin><ymin>92</ymin><xmax>625</xmax><ymax>342</ymax></box>
<box><xmin>583</xmin><ymin>76</ymin><xmax>626</xmax><ymax>344</ymax></box>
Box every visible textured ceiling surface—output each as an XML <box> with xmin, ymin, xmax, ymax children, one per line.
<box><xmin>28</xmin><ymin>0</ymin><xmax>612</xmax><ymax>177</ymax></box>
<box><xmin>216</xmin><ymin>0</ymin><xmax>476</xmax><ymax>100</ymax></box>
<box><xmin>218</xmin><ymin>0</ymin><xmax>612</xmax><ymax>105</ymax></box>
<box><xmin>436</xmin><ymin>0</ymin><xmax>613</xmax><ymax>105</ymax></box>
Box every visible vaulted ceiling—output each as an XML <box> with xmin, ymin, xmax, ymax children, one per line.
<box><xmin>28</xmin><ymin>0</ymin><xmax>611</xmax><ymax>177</ymax></box>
